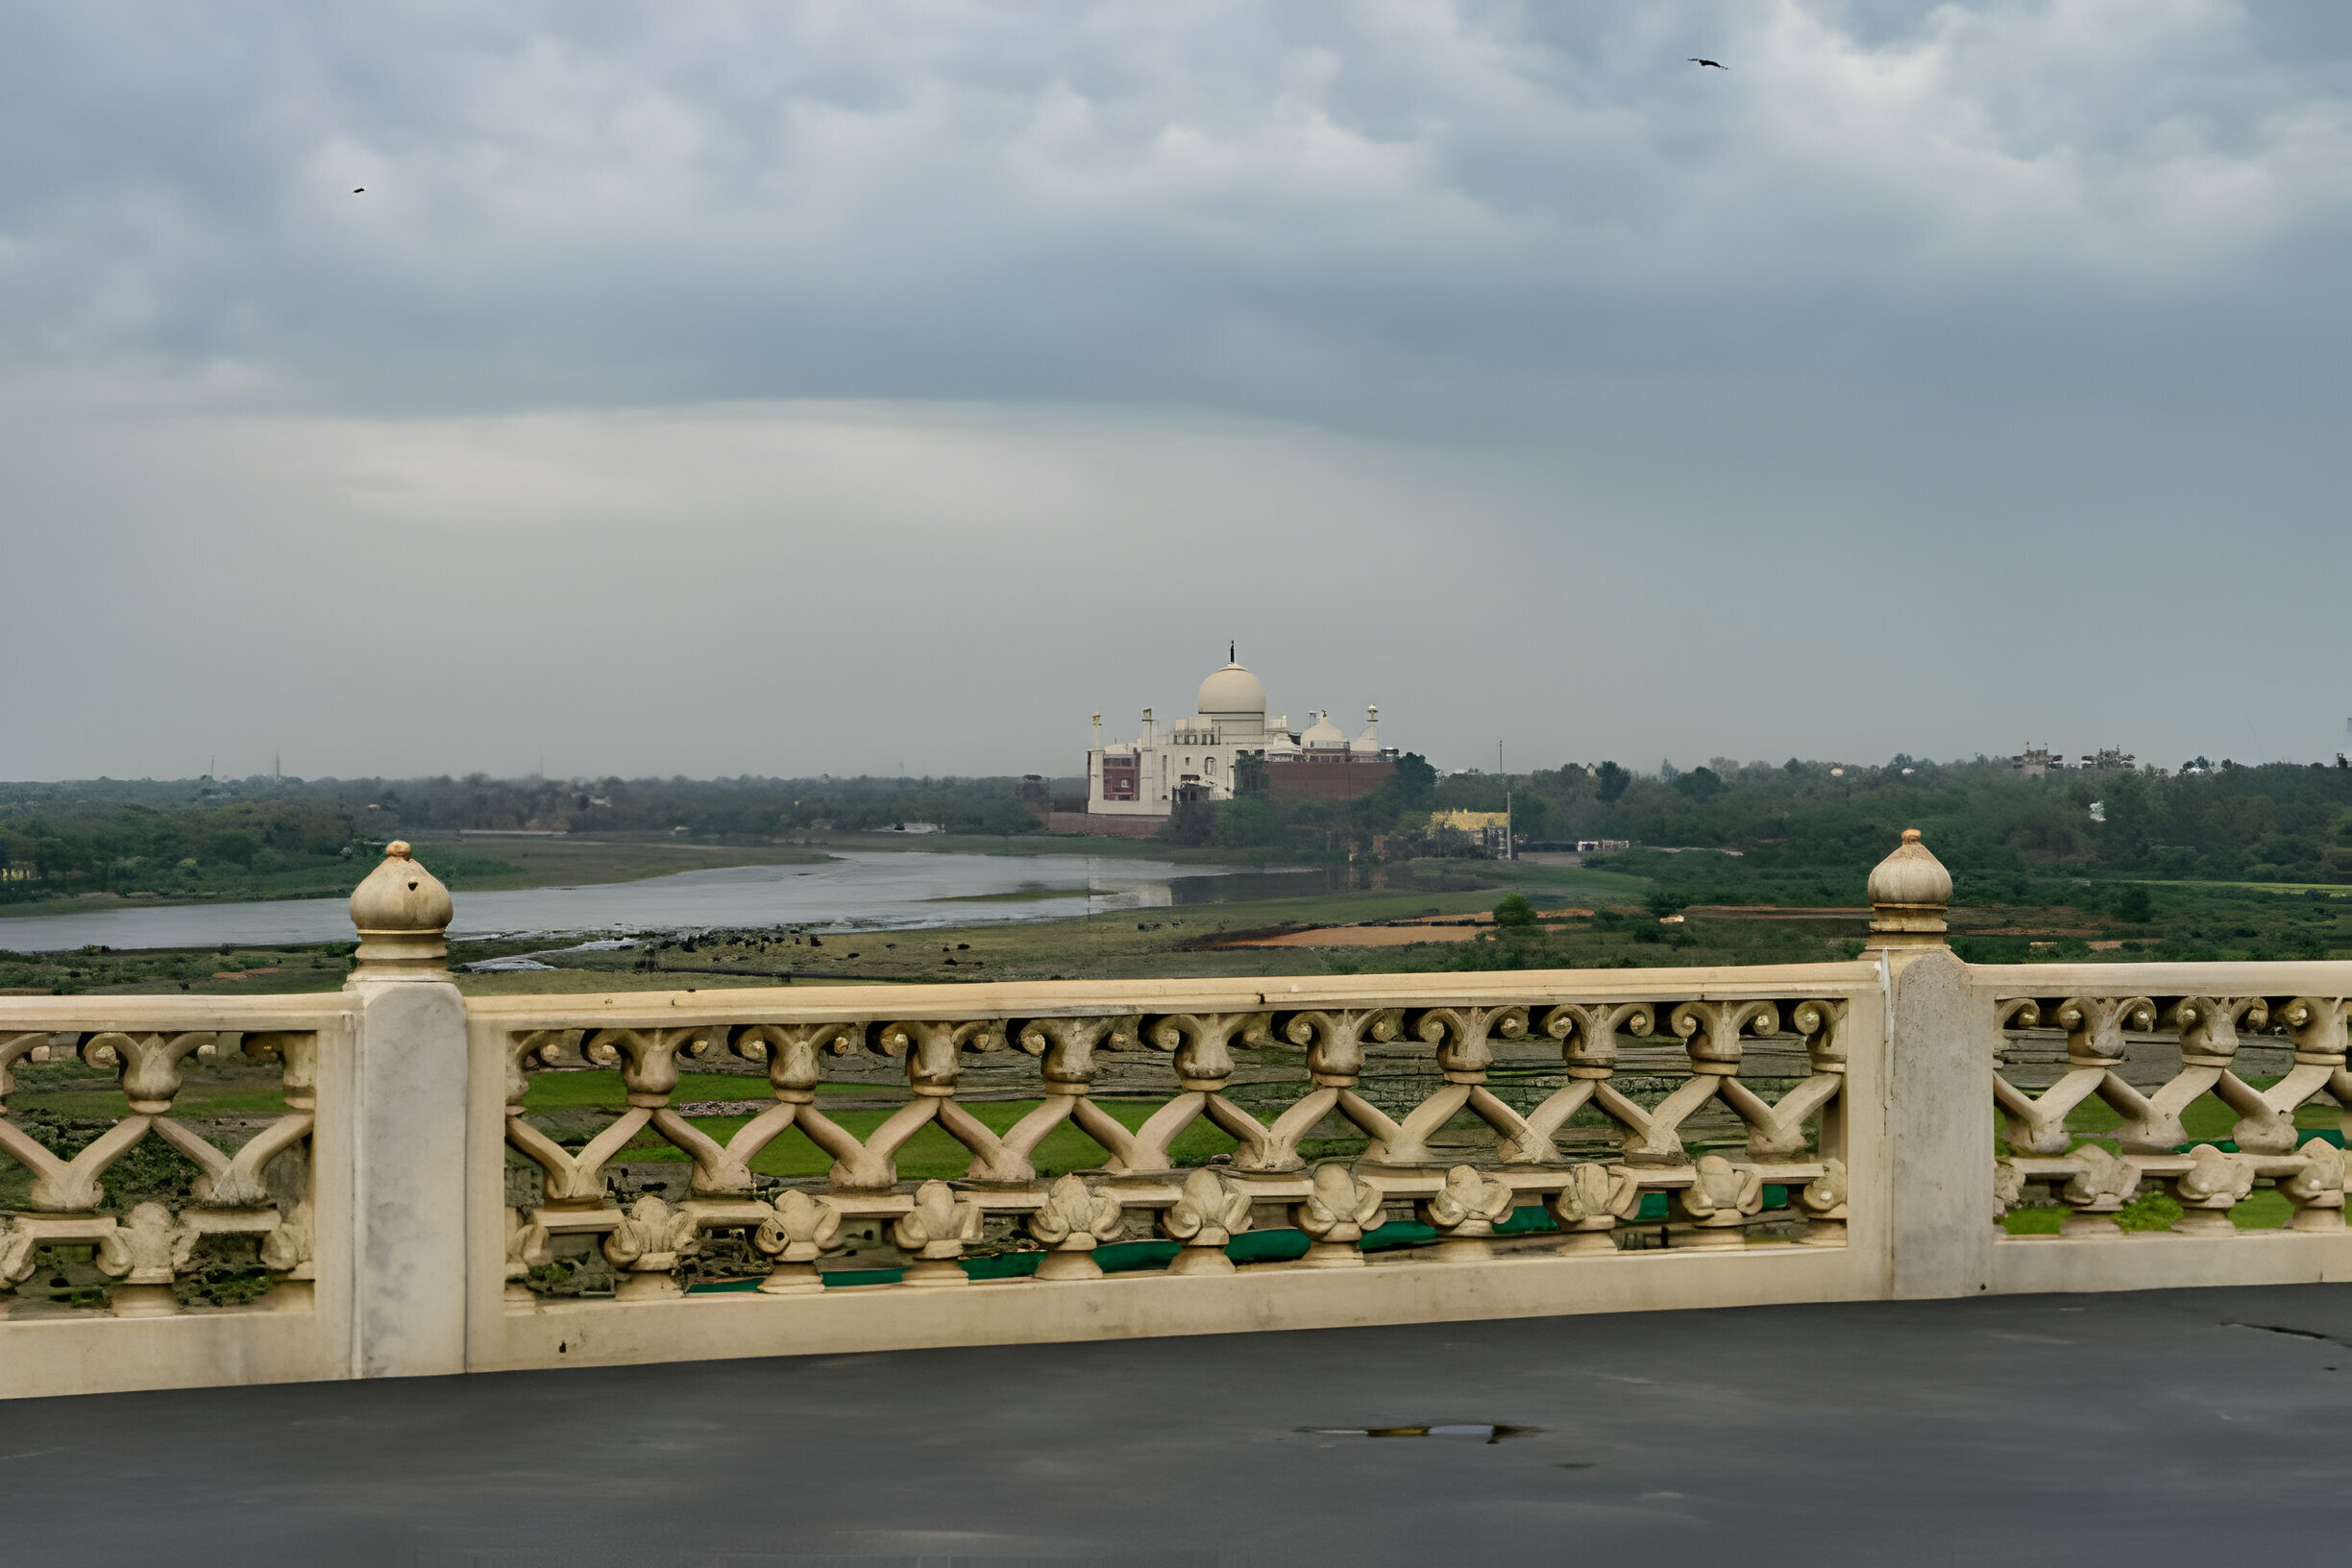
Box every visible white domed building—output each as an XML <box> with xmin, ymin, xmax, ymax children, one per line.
<box><xmin>1078</xmin><ymin>651</ymin><xmax>1395</xmax><ymax>825</ymax></box>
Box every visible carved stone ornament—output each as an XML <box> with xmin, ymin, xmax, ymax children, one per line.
<box><xmin>1026</xmin><ymin>1174</ymin><xmax>1123</xmax><ymax>1281</ymax></box>
<box><xmin>1159</xmin><ymin>1167</ymin><xmax>1252</xmax><ymax>1275</ymax></box>
<box><xmin>1798</xmin><ymin>1156</ymin><xmax>1850</xmax><ymax>1247</ymax></box>
<box><xmin>2281</xmin><ymin>1139</ymin><xmax>2347</xmax><ymax>1233</ymax></box>
<box><xmin>1291</xmin><ymin>1164</ymin><xmax>1384</xmax><ymax>1269</ymax></box>
<box><xmin>96</xmin><ymin>1201</ymin><xmax>198</xmax><ymax>1317</ymax></box>
<box><xmin>1670</xmin><ymin>1155</ymin><xmax>1762</xmax><ymax>1250</ymax></box>
<box><xmin>0</xmin><ymin>1216</ymin><xmax>37</xmax><ymax>1289</ymax></box>
<box><xmin>1545</xmin><ymin>1163</ymin><xmax>1641</xmax><ymax>1255</ymax></box>
<box><xmin>500</xmin><ymin>1206</ymin><xmax>550</xmax><ymax>1306</ymax></box>
<box><xmin>1866</xmin><ymin>828</ymin><xmax>1951</xmax><ymax>943</ymax></box>
<box><xmin>602</xmin><ymin>1196</ymin><xmax>700</xmax><ymax>1301</ymax></box>
<box><xmin>262</xmin><ymin>1198</ymin><xmax>318</xmax><ymax>1281</ymax></box>
<box><xmin>345</xmin><ymin>841</ymin><xmax>453</xmax><ymax>983</ymax></box>
<box><xmin>2169</xmin><ymin>1144</ymin><xmax>2255</xmax><ymax>1237</ymax></box>
<box><xmin>888</xmin><ymin>1181</ymin><xmax>980</xmax><ymax>1287</ymax></box>
<box><xmin>2058</xmin><ymin>1144</ymin><xmax>2138</xmax><ymax>1238</ymax></box>
<box><xmin>1417</xmin><ymin>1164</ymin><xmax>1515</xmax><ymax>1262</ymax></box>
<box><xmin>1992</xmin><ymin>1160</ymin><xmax>2026</xmax><ymax>1222</ymax></box>
<box><xmin>755</xmin><ymin>1188</ymin><xmax>845</xmax><ymax>1293</ymax></box>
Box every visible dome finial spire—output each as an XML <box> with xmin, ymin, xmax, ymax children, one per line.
<box><xmin>1866</xmin><ymin>827</ymin><xmax>1951</xmax><ymax>948</ymax></box>
<box><xmin>1229</xmin><ymin>639</ymin><xmax>1236</xmax><ymax>664</ymax></box>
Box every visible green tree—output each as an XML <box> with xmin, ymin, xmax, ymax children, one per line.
<box><xmin>1211</xmin><ymin>797</ymin><xmax>1285</xmax><ymax>848</ymax></box>
<box><xmin>2113</xmin><ymin>884</ymin><xmax>2154</xmax><ymax>924</ymax></box>
<box><xmin>1232</xmin><ymin>753</ymin><xmax>1269</xmax><ymax>798</ymax></box>
<box><xmin>1675</xmin><ymin>767</ymin><xmax>1723</xmax><ymax>802</ymax></box>
<box><xmin>1391</xmin><ymin>752</ymin><xmax>1436</xmax><ymax>806</ymax></box>
<box><xmin>203</xmin><ymin>827</ymin><xmax>261</xmax><ymax>868</ymax></box>
<box><xmin>1596</xmin><ymin>761</ymin><xmax>1629</xmax><ymax>804</ymax></box>
<box><xmin>1158</xmin><ymin>800</ymin><xmax>1216</xmax><ymax>846</ymax></box>
<box><xmin>1492</xmin><ymin>893</ymin><xmax>1537</xmax><ymax>929</ymax></box>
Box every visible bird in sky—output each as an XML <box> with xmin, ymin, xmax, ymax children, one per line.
<box><xmin>1689</xmin><ymin>58</ymin><xmax>1727</xmax><ymax>69</ymax></box>
<box><xmin>352</xmin><ymin>187</ymin><xmax>364</xmax><ymax>193</ymax></box>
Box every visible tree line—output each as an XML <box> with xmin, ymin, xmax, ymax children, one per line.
<box><xmin>1190</xmin><ymin>753</ymin><xmax>2352</xmax><ymax>887</ymax></box>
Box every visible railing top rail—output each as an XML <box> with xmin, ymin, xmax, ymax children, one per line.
<box><xmin>1969</xmin><ymin>960</ymin><xmax>2352</xmax><ymax>998</ymax></box>
<box><xmin>461</xmin><ymin>961</ymin><xmax>1886</xmax><ymax>1029</ymax></box>
<box><xmin>0</xmin><ymin>991</ymin><xmax>357</xmax><ymax>1034</ymax></box>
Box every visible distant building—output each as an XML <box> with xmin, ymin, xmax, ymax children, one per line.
<box><xmin>2009</xmin><ymin>746</ymin><xmax>2137</xmax><ymax>777</ymax></box>
<box><xmin>1429</xmin><ymin>810</ymin><xmax>1512</xmax><ymax>855</ymax></box>
<box><xmin>1077</xmin><ymin>653</ymin><xmax>1396</xmax><ymax>823</ymax></box>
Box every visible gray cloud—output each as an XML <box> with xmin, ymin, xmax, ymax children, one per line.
<box><xmin>3</xmin><ymin>2</ymin><xmax>2350</xmax><ymax>778</ymax></box>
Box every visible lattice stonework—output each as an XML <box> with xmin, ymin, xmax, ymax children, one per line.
<box><xmin>0</xmin><ymin>1028</ymin><xmax>317</xmax><ymax>1317</ymax></box>
<box><xmin>498</xmin><ymin>991</ymin><xmax>1853</xmax><ymax>1298</ymax></box>
<box><xmin>1993</xmin><ymin>994</ymin><xmax>2351</xmax><ymax>1237</ymax></box>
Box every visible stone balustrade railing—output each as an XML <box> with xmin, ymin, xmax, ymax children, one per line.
<box><xmin>2</xmin><ymin>836</ymin><xmax>2347</xmax><ymax>1399</ymax></box>
<box><xmin>1985</xmin><ymin>972</ymin><xmax>2349</xmax><ymax>1237</ymax></box>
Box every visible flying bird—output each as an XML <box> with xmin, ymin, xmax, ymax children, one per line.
<box><xmin>1689</xmin><ymin>58</ymin><xmax>1727</xmax><ymax>69</ymax></box>
<box><xmin>352</xmin><ymin>187</ymin><xmax>364</xmax><ymax>193</ymax></box>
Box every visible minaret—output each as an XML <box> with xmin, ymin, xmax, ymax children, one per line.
<box><xmin>1091</xmin><ymin>713</ymin><xmax>1102</xmax><ymax>749</ymax></box>
<box><xmin>1141</xmin><ymin>706</ymin><xmax>1156</xmax><ymax>745</ymax></box>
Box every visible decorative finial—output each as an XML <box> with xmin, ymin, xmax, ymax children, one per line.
<box><xmin>1229</xmin><ymin>639</ymin><xmax>1237</xmax><ymax>664</ymax></box>
<box><xmin>347</xmin><ymin>841</ymin><xmax>453</xmax><ymax>985</ymax></box>
<box><xmin>1866</xmin><ymin>827</ymin><xmax>1951</xmax><ymax>947</ymax></box>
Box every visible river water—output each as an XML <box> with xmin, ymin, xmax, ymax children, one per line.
<box><xmin>0</xmin><ymin>851</ymin><xmax>1335</xmax><ymax>953</ymax></box>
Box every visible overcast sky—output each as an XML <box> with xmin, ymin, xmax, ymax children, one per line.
<box><xmin>5</xmin><ymin>1</ymin><xmax>2349</xmax><ymax>781</ymax></box>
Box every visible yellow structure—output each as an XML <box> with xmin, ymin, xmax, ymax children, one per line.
<box><xmin>1427</xmin><ymin>809</ymin><xmax>1511</xmax><ymax>856</ymax></box>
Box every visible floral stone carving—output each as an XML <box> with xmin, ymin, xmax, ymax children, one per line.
<box><xmin>1159</xmin><ymin>1167</ymin><xmax>1253</xmax><ymax>1275</ymax></box>
<box><xmin>752</xmin><ymin>1188</ymin><xmax>845</xmax><ymax>1293</ymax></box>
<box><xmin>1670</xmin><ymin>1156</ymin><xmax>1762</xmax><ymax>1251</ymax></box>
<box><xmin>96</xmin><ymin>1202</ymin><xmax>198</xmax><ymax>1318</ymax></box>
<box><xmin>1545</xmin><ymin>1163</ymin><xmax>1642</xmax><ymax>1256</ymax></box>
<box><xmin>499</xmin><ymin>1207</ymin><xmax>550</xmax><ymax>1307</ymax></box>
<box><xmin>2170</xmin><ymin>1144</ymin><xmax>2255</xmax><ymax>1237</ymax></box>
<box><xmin>1798</xmin><ymin>1158</ymin><xmax>1849</xmax><ymax>1247</ymax></box>
<box><xmin>889</xmin><ymin>1181</ymin><xmax>980</xmax><ymax>1287</ymax></box>
<box><xmin>2059</xmin><ymin>1144</ymin><xmax>2139</xmax><ymax>1238</ymax></box>
<box><xmin>2281</xmin><ymin>1139</ymin><xmax>2346</xmax><ymax>1233</ymax></box>
<box><xmin>1417</xmin><ymin>1165</ymin><xmax>1515</xmax><ymax>1262</ymax></box>
<box><xmin>1026</xmin><ymin>1174</ymin><xmax>1123</xmax><ymax>1281</ymax></box>
<box><xmin>602</xmin><ymin>1196</ymin><xmax>700</xmax><ymax>1301</ymax></box>
<box><xmin>1292</xmin><ymin>1164</ymin><xmax>1384</xmax><ymax>1269</ymax></box>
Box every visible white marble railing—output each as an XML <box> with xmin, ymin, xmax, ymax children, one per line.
<box><xmin>1982</xmin><ymin>968</ymin><xmax>2349</xmax><ymax>1237</ymax></box>
<box><xmin>2</xmin><ymin>840</ymin><xmax>2348</xmax><ymax>1398</ymax></box>
<box><xmin>475</xmin><ymin>975</ymin><xmax>1856</xmax><ymax>1291</ymax></box>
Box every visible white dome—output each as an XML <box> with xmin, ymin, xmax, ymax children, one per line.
<box><xmin>1197</xmin><ymin>661</ymin><xmax>1266</xmax><ymax>718</ymax></box>
<box><xmin>1301</xmin><ymin>712</ymin><xmax>1347</xmax><ymax>749</ymax></box>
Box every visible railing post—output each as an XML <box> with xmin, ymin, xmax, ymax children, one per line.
<box><xmin>1867</xmin><ymin>829</ymin><xmax>1993</xmax><ymax>1299</ymax></box>
<box><xmin>342</xmin><ymin>841</ymin><xmax>469</xmax><ymax>1377</ymax></box>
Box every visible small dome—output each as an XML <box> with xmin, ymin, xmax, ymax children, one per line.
<box><xmin>1301</xmin><ymin>712</ymin><xmax>1347</xmax><ymax>748</ymax></box>
<box><xmin>1868</xmin><ymin>829</ymin><xmax>1952</xmax><ymax>938</ymax></box>
<box><xmin>347</xmin><ymin>842</ymin><xmax>454</xmax><ymax>983</ymax></box>
<box><xmin>1197</xmin><ymin>660</ymin><xmax>1266</xmax><ymax>719</ymax></box>
<box><xmin>350</xmin><ymin>841</ymin><xmax>453</xmax><ymax>933</ymax></box>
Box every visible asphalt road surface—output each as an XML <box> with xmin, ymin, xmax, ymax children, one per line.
<box><xmin>11</xmin><ymin>1284</ymin><xmax>2351</xmax><ymax>1567</ymax></box>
